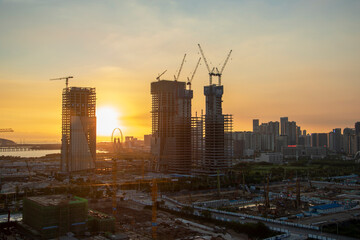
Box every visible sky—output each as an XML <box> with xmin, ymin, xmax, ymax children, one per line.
<box><xmin>0</xmin><ymin>0</ymin><xmax>359</xmax><ymax>143</ymax></box>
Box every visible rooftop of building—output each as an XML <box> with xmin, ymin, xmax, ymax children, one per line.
<box><xmin>26</xmin><ymin>194</ymin><xmax>87</xmax><ymax>207</ymax></box>
<box><xmin>63</xmin><ymin>87</ymin><xmax>95</xmax><ymax>92</ymax></box>
<box><xmin>310</xmin><ymin>203</ymin><xmax>342</xmax><ymax>210</ymax></box>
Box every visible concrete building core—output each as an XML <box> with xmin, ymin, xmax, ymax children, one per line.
<box><xmin>61</xmin><ymin>87</ymin><xmax>96</xmax><ymax>172</ymax></box>
<box><xmin>200</xmin><ymin>84</ymin><xmax>233</xmax><ymax>174</ymax></box>
<box><xmin>151</xmin><ymin>80</ymin><xmax>192</xmax><ymax>174</ymax></box>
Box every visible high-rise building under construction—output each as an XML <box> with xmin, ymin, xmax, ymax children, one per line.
<box><xmin>194</xmin><ymin>44</ymin><xmax>233</xmax><ymax>175</ymax></box>
<box><xmin>151</xmin><ymin>80</ymin><xmax>192</xmax><ymax>174</ymax></box>
<box><xmin>61</xmin><ymin>87</ymin><xmax>96</xmax><ymax>172</ymax></box>
<box><xmin>199</xmin><ymin>84</ymin><xmax>233</xmax><ymax>174</ymax></box>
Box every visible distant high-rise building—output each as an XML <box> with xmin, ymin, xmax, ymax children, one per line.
<box><xmin>303</xmin><ymin>130</ymin><xmax>307</xmax><ymax>136</ymax></box>
<box><xmin>275</xmin><ymin>135</ymin><xmax>288</xmax><ymax>152</ymax></box>
<box><xmin>253</xmin><ymin>119</ymin><xmax>259</xmax><ymax>133</ymax></box>
<box><xmin>298</xmin><ymin>135</ymin><xmax>305</xmax><ymax>146</ymax></box>
<box><xmin>328</xmin><ymin>131</ymin><xmax>335</xmax><ymax>151</ymax></box>
<box><xmin>151</xmin><ymin>80</ymin><xmax>192</xmax><ymax>174</ymax></box>
<box><xmin>144</xmin><ymin>134</ymin><xmax>152</xmax><ymax>148</ymax></box>
<box><xmin>288</xmin><ymin>121</ymin><xmax>297</xmax><ymax>145</ymax></box>
<box><xmin>280</xmin><ymin>117</ymin><xmax>288</xmax><ymax>136</ymax></box>
<box><xmin>355</xmin><ymin>122</ymin><xmax>360</xmax><ymax>135</ymax></box>
<box><xmin>318</xmin><ymin>133</ymin><xmax>327</xmax><ymax>148</ymax></box>
<box><xmin>343</xmin><ymin>128</ymin><xmax>356</xmax><ymax>155</ymax></box>
<box><xmin>355</xmin><ymin>122</ymin><xmax>360</xmax><ymax>152</ymax></box>
<box><xmin>333</xmin><ymin>128</ymin><xmax>343</xmax><ymax>153</ymax></box>
<box><xmin>311</xmin><ymin>133</ymin><xmax>318</xmax><ymax>147</ymax></box>
<box><xmin>305</xmin><ymin>134</ymin><xmax>311</xmax><ymax>147</ymax></box>
<box><xmin>61</xmin><ymin>87</ymin><xmax>96</xmax><ymax>172</ymax></box>
<box><xmin>296</xmin><ymin>126</ymin><xmax>301</xmax><ymax>142</ymax></box>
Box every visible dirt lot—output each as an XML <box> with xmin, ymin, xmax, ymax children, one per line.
<box><xmin>89</xmin><ymin>199</ymin><xmax>234</xmax><ymax>240</ymax></box>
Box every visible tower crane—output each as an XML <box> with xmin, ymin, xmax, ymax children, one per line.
<box><xmin>50</xmin><ymin>76</ymin><xmax>73</xmax><ymax>88</ymax></box>
<box><xmin>0</xmin><ymin>129</ymin><xmax>14</xmax><ymax>133</ymax></box>
<box><xmin>174</xmin><ymin>54</ymin><xmax>187</xmax><ymax>81</ymax></box>
<box><xmin>187</xmin><ymin>57</ymin><xmax>201</xmax><ymax>90</ymax></box>
<box><xmin>218</xmin><ymin>49</ymin><xmax>232</xmax><ymax>85</ymax></box>
<box><xmin>197</xmin><ymin>44</ymin><xmax>232</xmax><ymax>86</ymax></box>
<box><xmin>156</xmin><ymin>70</ymin><xmax>167</xmax><ymax>81</ymax></box>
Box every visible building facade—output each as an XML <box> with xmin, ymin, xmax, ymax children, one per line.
<box><xmin>61</xmin><ymin>87</ymin><xmax>96</xmax><ymax>172</ymax></box>
<box><xmin>201</xmin><ymin>84</ymin><xmax>233</xmax><ymax>174</ymax></box>
<box><xmin>151</xmin><ymin>80</ymin><xmax>192</xmax><ymax>174</ymax></box>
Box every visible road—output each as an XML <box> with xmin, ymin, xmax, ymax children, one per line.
<box><xmin>161</xmin><ymin>198</ymin><xmax>358</xmax><ymax>240</ymax></box>
<box><xmin>209</xmin><ymin>210</ymin><xmax>357</xmax><ymax>240</ymax></box>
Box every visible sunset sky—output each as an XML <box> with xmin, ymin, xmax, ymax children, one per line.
<box><xmin>0</xmin><ymin>0</ymin><xmax>359</xmax><ymax>143</ymax></box>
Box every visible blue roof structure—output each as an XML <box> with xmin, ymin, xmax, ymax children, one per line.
<box><xmin>310</xmin><ymin>203</ymin><xmax>342</xmax><ymax>210</ymax></box>
<box><xmin>330</xmin><ymin>174</ymin><xmax>358</xmax><ymax>180</ymax></box>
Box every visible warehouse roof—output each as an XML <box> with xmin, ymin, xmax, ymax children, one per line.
<box><xmin>310</xmin><ymin>203</ymin><xmax>342</xmax><ymax>210</ymax></box>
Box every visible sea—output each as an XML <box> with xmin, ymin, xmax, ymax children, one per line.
<box><xmin>0</xmin><ymin>150</ymin><xmax>60</xmax><ymax>158</ymax></box>
<box><xmin>0</xmin><ymin>150</ymin><xmax>108</xmax><ymax>158</ymax></box>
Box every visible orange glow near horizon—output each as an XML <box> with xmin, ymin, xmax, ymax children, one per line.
<box><xmin>0</xmin><ymin>1</ymin><xmax>359</xmax><ymax>143</ymax></box>
<box><xmin>96</xmin><ymin>106</ymin><xmax>123</xmax><ymax>139</ymax></box>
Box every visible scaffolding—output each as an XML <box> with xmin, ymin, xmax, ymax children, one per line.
<box><xmin>151</xmin><ymin>80</ymin><xmax>192</xmax><ymax>174</ymax></box>
<box><xmin>191</xmin><ymin>116</ymin><xmax>203</xmax><ymax>172</ymax></box>
<box><xmin>61</xmin><ymin>87</ymin><xmax>96</xmax><ymax>172</ymax></box>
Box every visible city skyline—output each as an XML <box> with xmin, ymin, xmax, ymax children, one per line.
<box><xmin>1</xmin><ymin>0</ymin><xmax>360</xmax><ymax>143</ymax></box>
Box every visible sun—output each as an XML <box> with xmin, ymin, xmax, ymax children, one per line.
<box><xmin>96</xmin><ymin>106</ymin><xmax>122</xmax><ymax>137</ymax></box>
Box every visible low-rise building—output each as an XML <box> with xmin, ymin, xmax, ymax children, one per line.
<box><xmin>310</xmin><ymin>203</ymin><xmax>344</xmax><ymax>214</ymax></box>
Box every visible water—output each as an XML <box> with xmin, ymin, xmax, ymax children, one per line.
<box><xmin>0</xmin><ymin>150</ymin><xmax>60</xmax><ymax>158</ymax></box>
<box><xmin>0</xmin><ymin>149</ymin><xmax>108</xmax><ymax>158</ymax></box>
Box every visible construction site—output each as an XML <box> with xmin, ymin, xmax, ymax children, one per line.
<box><xmin>1</xmin><ymin>51</ymin><xmax>360</xmax><ymax>240</ymax></box>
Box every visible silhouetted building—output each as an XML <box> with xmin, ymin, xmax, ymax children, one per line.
<box><xmin>298</xmin><ymin>135</ymin><xmax>305</xmax><ymax>146</ymax></box>
<box><xmin>200</xmin><ymin>84</ymin><xmax>233</xmax><ymax>174</ymax></box>
<box><xmin>275</xmin><ymin>135</ymin><xmax>288</xmax><ymax>152</ymax></box>
<box><xmin>151</xmin><ymin>80</ymin><xmax>192</xmax><ymax>174</ymax></box>
<box><xmin>311</xmin><ymin>133</ymin><xmax>318</xmax><ymax>147</ymax></box>
<box><xmin>288</xmin><ymin>121</ymin><xmax>297</xmax><ymax>145</ymax></box>
<box><xmin>253</xmin><ymin>119</ymin><xmax>259</xmax><ymax>133</ymax></box>
<box><xmin>61</xmin><ymin>87</ymin><xmax>96</xmax><ymax>172</ymax></box>
<box><xmin>355</xmin><ymin>122</ymin><xmax>360</xmax><ymax>152</ymax></box>
<box><xmin>328</xmin><ymin>128</ymin><xmax>343</xmax><ymax>153</ymax></box>
<box><xmin>343</xmin><ymin>128</ymin><xmax>356</xmax><ymax>155</ymax></box>
<box><xmin>280</xmin><ymin>117</ymin><xmax>288</xmax><ymax>136</ymax></box>
<box><xmin>318</xmin><ymin>133</ymin><xmax>327</xmax><ymax>148</ymax></box>
<box><xmin>355</xmin><ymin>122</ymin><xmax>360</xmax><ymax>135</ymax></box>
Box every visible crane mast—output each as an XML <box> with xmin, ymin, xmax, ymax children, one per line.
<box><xmin>187</xmin><ymin>57</ymin><xmax>201</xmax><ymax>90</ymax></box>
<box><xmin>218</xmin><ymin>50</ymin><xmax>232</xmax><ymax>85</ymax></box>
<box><xmin>197</xmin><ymin>43</ymin><xmax>232</xmax><ymax>86</ymax></box>
<box><xmin>198</xmin><ymin>44</ymin><xmax>215</xmax><ymax>85</ymax></box>
<box><xmin>174</xmin><ymin>54</ymin><xmax>187</xmax><ymax>81</ymax></box>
